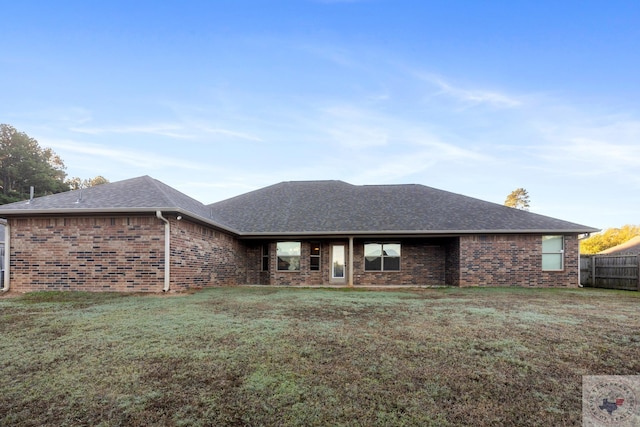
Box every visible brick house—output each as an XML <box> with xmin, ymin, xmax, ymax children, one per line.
<box><xmin>0</xmin><ymin>176</ymin><xmax>597</xmax><ymax>293</ymax></box>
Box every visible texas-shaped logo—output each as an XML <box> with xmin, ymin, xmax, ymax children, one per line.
<box><xmin>599</xmin><ymin>398</ymin><xmax>624</xmax><ymax>415</ymax></box>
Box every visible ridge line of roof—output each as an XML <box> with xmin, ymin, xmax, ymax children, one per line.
<box><xmin>145</xmin><ymin>175</ymin><xmax>184</xmax><ymax>208</ymax></box>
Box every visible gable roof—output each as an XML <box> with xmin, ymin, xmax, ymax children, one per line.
<box><xmin>208</xmin><ymin>180</ymin><xmax>598</xmax><ymax>236</ymax></box>
<box><xmin>0</xmin><ymin>176</ymin><xmax>234</xmax><ymax>232</ymax></box>
<box><xmin>598</xmin><ymin>236</ymin><xmax>640</xmax><ymax>255</ymax></box>
<box><xmin>0</xmin><ymin>176</ymin><xmax>598</xmax><ymax>237</ymax></box>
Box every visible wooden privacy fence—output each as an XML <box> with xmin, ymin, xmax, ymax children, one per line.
<box><xmin>580</xmin><ymin>254</ymin><xmax>640</xmax><ymax>291</ymax></box>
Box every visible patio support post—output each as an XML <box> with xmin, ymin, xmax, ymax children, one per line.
<box><xmin>348</xmin><ymin>236</ymin><xmax>354</xmax><ymax>287</ymax></box>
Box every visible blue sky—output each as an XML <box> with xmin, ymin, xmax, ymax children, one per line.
<box><xmin>2</xmin><ymin>0</ymin><xmax>639</xmax><ymax>230</ymax></box>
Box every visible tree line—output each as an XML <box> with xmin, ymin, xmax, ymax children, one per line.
<box><xmin>502</xmin><ymin>188</ymin><xmax>640</xmax><ymax>254</ymax></box>
<box><xmin>2</xmin><ymin>123</ymin><xmax>636</xmax><ymax>255</ymax></box>
<box><xmin>0</xmin><ymin>124</ymin><xmax>108</xmax><ymax>204</ymax></box>
<box><xmin>580</xmin><ymin>225</ymin><xmax>640</xmax><ymax>254</ymax></box>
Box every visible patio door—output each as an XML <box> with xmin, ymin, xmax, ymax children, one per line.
<box><xmin>331</xmin><ymin>244</ymin><xmax>346</xmax><ymax>284</ymax></box>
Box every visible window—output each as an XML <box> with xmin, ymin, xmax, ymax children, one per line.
<box><xmin>310</xmin><ymin>242</ymin><xmax>321</xmax><ymax>271</ymax></box>
<box><xmin>261</xmin><ymin>244</ymin><xmax>269</xmax><ymax>271</ymax></box>
<box><xmin>364</xmin><ymin>243</ymin><xmax>401</xmax><ymax>271</ymax></box>
<box><xmin>542</xmin><ymin>236</ymin><xmax>564</xmax><ymax>271</ymax></box>
<box><xmin>277</xmin><ymin>242</ymin><xmax>301</xmax><ymax>271</ymax></box>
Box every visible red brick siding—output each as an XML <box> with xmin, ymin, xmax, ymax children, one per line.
<box><xmin>170</xmin><ymin>218</ymin><xmax>248</xmax><ymax>289</ymax></box>
<box><xmin>247</xmin><ymin>236</ymin><xmax>579</xmax><ymax>288</ymax></box>
<box><xmin>444</xmin><ymin>238</ymin><xmax>460</xmax><ymax>286</ymax></box>
<box><xmin>7</xmin><ymin>216</ymin><xmax>581</xmax><ymax>291</ymax></box>
<box><xmin>245</xmin><ymin>243</ymin><xmax>264</xmax><ymax>285</ymax></box>
<box><xmin>247</xmin><ymin>239</ymin><xmax>449</xmax><ymax>286</ymax></box>
<box><xmin>352</xmin><ymin>239</ymin><xmax>447</xmax><ymax>286</ymax></box>
<box><xmin>458</xmin><ymin>234</ymin><xmax>579</xmax><ymax>287</ymax></box>
<box><xmin>9</xmin><ymin>216</ymin><xmax>165</xmax><ymax>292</ymax></box>
<box><xmin>261</xmin><ymin>241</ymin><xmax>327</xmax><ymax>286</ymax></box>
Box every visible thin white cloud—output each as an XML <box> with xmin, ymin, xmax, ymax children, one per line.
<box><xmin>71</xmin><ymin>121</ymin><xmax>264</xmax><ymax>142</ymax></box>
<box><xmin>298</xmin><ymin>44</ymin><xmax>359</xmax><ymax>69</ymax></box>
<box><xmin>327</xmin><ymin>124</ymin><xmax>389</xmax><ymax>148</ymax></box>
<box><xmin>9</xmin><ymin>107</ymin><xmax>93</xmax><ymax>126</ymax></box>
<box><xmin>70</xmin><ymin>124</ymin><xmax>195</xmax><ymax>139</ymax></box>
<box><xmin>350</xmin><ymin>146</ymin><xmax>481</xmax><ymax>183</ymax></box>
<box><xmin>418</xmin><ymin>73</ymin><xmax>522</xmax><ymax>109</ymax></box>
<box><xmin>321</xmin><ymin>105</ymin><xmax>390</xmax><ymax>148</ymax></box>
<box><xmin>196</xmin><ymin>126</ymin><xmax>264</xmax><ymax>142</ymax></box>
<box><xmin>43</xmin><ymin>138</ymin><xmax>207</xmax><ymax>171</ymax></box>
<box><xmin>530</xmin><ymin>118</ymin><xmax>640</xmax><ymax>182</ymax></box>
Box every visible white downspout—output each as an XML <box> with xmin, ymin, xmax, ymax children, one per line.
<box><xmin>1</xmin><ymin>218</ymin><xmax>9</xmax><ymax>292</ymax></box>
<box><xmin>155</xmin><ymin>211</ymin><xmax>171</xmax><ymax>292</ymax></box>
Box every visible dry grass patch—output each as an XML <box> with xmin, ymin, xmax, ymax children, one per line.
<box><xmin>1</xmin><ymin>287</ymin><xmax>639</xmax><ymax>426</ymax></box>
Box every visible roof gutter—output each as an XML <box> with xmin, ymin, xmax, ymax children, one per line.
<box><xmin>155</xmin><ymin>211</ymin><xmax>171</xmax><ymax>292</ymax></box>
<box><xmin>1</xmin><ymin>218</ymin><xmax>9</xmax><ymax>292</ymax></box>
<box><xmin>235</xmin><ymin>228</ymin><xmax>601</xmax><ymax>239</ymax></box>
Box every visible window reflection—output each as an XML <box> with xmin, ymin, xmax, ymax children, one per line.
<box><xmin>277</xmin><ymin>242</ymin><xmax>301</xmax><ymax>271</ymax></box>
<box><xmin>364</xmin><ymin>243</ymin><xmax>401</xmax><ymax>271</ymax></box>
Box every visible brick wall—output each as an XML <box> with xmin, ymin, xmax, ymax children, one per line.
<box><xmin>7</xmin><ymin>215</ymin><xmax>252</xmax><ymax>292</ymax></box>
<box><xmin>245</xmin><ymin>235</ymin><xmax>580</xmax><ymax>288</ymax></box>
<box><xmin>246</xmin><ymin>238</ymin><xmax>450</xmax><ymax>287</ymax></box>
<box><xmin>458</xmin><ymin>234</ymin><xmax>580</xmax><ymax>287</ymax></box>
<box><xmin>444</xmin><ymin>238</ymin><xmax>460</xmax><ymax>286</ymax></box>
<box><xmin>170</xmin><ymin>218</ymin><xmax>248</xmax><ymax>290</ymax></box>
<box><xmin>353</xmin><ymin>239</ymin><xmax>447</xmax><ymax>286</ymax></box>
<box><xmin>7</xmin><ymin>217</ymin><xmax>581</xmax><ymax>291</ymax></box>
<box><xmin>9</xmin><ymin>216</ymin><xmax>165</xmax><ymax>292</ymax></box>
<box><xmin>259</xmin><ymin>241</ymin><xmax>327</xmax><ymax>286</ymax></box>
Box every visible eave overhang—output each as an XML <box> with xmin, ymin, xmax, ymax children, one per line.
<box><xmin>234</xmin><ymin>227</ymin><xmax>600</xmax><ymax>239</ymax></box>
<box><xmin>0</xmin><ymin>207</ymin><xmax>242</xmax><ymax>236</ymax></box>
<box><xmin>0</xmin><ymin>208</ymin><xmax>599</xmax><ymax>239</ymax></box>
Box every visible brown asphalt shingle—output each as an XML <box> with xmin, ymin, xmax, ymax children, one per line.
<box><xmin>0</xmin><ymin>176</ymin><xmax>598</xmax><ymax>236</ymax></box>
<box><xmin>207</xmin><ymin>180</ymin><xmax>598</xmax><ymax>234</ymax></box>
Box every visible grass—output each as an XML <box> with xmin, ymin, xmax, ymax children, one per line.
<box><xmin>1</xmin><ymin>286</ymin><xmax>639</xmax><ymax>426</ymax></box>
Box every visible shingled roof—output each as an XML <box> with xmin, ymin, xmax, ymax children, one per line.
<box><xmin>598</xmin><ymin>236</ymin><xmax>640</xmax><ymax>255</ymax></box>
<box><xmin>208</xmin><ymin>180</ymin><xmax>598</xmax><ymax>235</ymax></box>
<box><xmin>0</xmin><ymin>176</ymin><xmax>228</xmax><ymax>230</ymax></box>
<box><xmin>0</xmin><ymin>176</ymin><xmax>598</xmax><ymax>237</ymax></box>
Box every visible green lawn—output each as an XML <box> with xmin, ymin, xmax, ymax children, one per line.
<box><xmin>1</xmin><ymin>287</ymin><xmax>639</xmax><ymax>426</ymax></box>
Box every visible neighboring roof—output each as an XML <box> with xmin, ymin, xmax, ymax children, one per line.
<box><xmin>0</xmin><ymin>176</ymin><xmax>598</xmax><ymax>237</ymax></box>
<box><xmin>598</xmin><ymin>236</ymin><xmax>640</xmax><ymax>255</ymax></box>
<box><xmin>208</xmin><ymin>180</ymin><xmax>598</xmax><ymax>236</ymax></box>
<box><xmin>0</xmin><ymin>176</ymin><xmax>233</xmax><ymax>232</ymax></box>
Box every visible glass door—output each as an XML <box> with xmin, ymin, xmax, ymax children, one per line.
<box><xmin>331</xmin><ymin>244</ymin><xmax>345</xmax><ymax>283</ymax></box>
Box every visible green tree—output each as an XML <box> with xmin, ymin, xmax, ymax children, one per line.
<box><xmin>0</xmin><ymin>124</ymin><xmax>68</xmax><ymax>204</ymax></box>
<box><xmin>504</xmin><ymin>188</ymin><xmax>530</xmax><ymax>211</ymax></box>
<box><xmin>580</xmin><ymin>224</ymin><xmax>640</xmax><ymax>254</ymax></box>
<box><xmin>66</xmin><ymin>175</ymin><xmax>109</xmax><ymax>190</ymax></box>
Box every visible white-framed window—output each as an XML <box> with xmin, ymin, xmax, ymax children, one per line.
<box><xmin>364</xmin><ymin>243</ymin><xmax>401</xmax><ymax>271</ymax></box>
<box><xmin>542</xmin><ymin>235</ymin><xmax>564</xmax><ymax>271</ymax></box>
<box><xmin>277</xmin><ymin>242</ymin><xmax>301</xmax><ymax>271</ymax></box>
<box><xmin>310</xmin><ymin>242</ymin><xmax>321</xmax><ymax>271</ymax></box>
